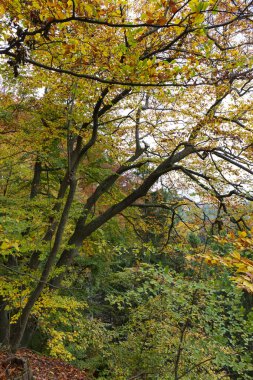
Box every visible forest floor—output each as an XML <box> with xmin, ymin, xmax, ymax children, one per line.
<box><xmin>0</xmin><ymin>348</ymin><xmax>89</xmax><ymax>379</ymax></box>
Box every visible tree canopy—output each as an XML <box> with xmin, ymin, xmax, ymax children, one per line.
<box><xmin>0</xmin><ymin>1</ymin><xmax>253</xmax><ymax>378</ymax></box>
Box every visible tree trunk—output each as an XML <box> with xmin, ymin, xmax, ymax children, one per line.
<box><xmin>30</xmin><ymin>159</ymin><xmax>42</xmax><ymax>199</ymax></box>
<box><xmin>0</xmin><ymin>297</ymin><xmax>10</xmax><ymax>346</ymax></box>
<box><xmin>0</xmin><ymin>357</ymin><xmax>33</xmax><ymax>380</ymax></box>
<box><xmin>10</xmin><ymin>178</ymin><xmax>77</xmax><ymax>351</ymax></box>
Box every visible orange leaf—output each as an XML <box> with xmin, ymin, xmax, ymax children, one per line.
<box><xmin>157</xmin><ymin>17</ymin><xmax>167</xmax><ymax>25</ymax></box>
<box><xmin>169</xmin><ymin>0</ymin><xmax>179</xmax><ymax>14</ymax></box>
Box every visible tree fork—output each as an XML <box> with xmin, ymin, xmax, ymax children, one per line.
<box><xmin>28</xmin><ymin>88</ymin><xmax>130</xmax><ymax>270</ymax></box>
<box><xmin>51</xmin><ymin>145</ymin><xmax>194</xmax><ymax>287</ymax></box>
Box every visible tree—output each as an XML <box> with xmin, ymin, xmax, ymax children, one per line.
<box><xmin>0</xmin><ymin>0</ymin><xmax>252</xmax><ymax>350</ymax></box>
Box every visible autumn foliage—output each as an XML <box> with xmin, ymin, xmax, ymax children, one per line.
<box><xmin>0</xmin><ymin>0</ymin><xmax>253</xmax><ymax>379</ymax></box>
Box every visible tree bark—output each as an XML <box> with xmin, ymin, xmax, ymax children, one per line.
<box><xmin>30</xmin><ymin>159</ymin><xmax>42</xmax><ymax>199</ymax></box>
<box><xmin>0</xmin><ymin>297</ymin><xmax>10</xmax><ymax>346</ymax></box>
<box><xmin>1</xmin><ymin>357</ymin><xmax>33</xmax><ymax>380</ymax></box>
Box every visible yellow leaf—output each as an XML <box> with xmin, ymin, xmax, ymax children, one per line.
<box><xmin>84</xmin><ymin>4</ymin><xmax>93</xmax><ymax>17</ymax></box>
<box><xmin>0</xmin><ymin>4</ymin><xmax>5</xmax><ymax>17</ymax></box>
<box><xmin>231</xmin><ymin>251</ymin><xmax>241</xmax><ymax>260</ymax></box>
<box><xmin>194</xmin><ymin>13</ymin><xmax>205</xmax><ymax>24</ymax></box>
<box><xmin>13</xmin><ymin>242</ymin><xmax>20</xmax><ymax>251</ymax></box>
<box><xmin>1</xmin><ymin>241</ymin><xmax>11</xmax><ymax>250</ymax></box>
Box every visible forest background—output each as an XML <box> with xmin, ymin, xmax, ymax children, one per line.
<box><xmin>0</xmin><ymin>0</ymin><xmax>253</xmax><ymax>379</ymax></box>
